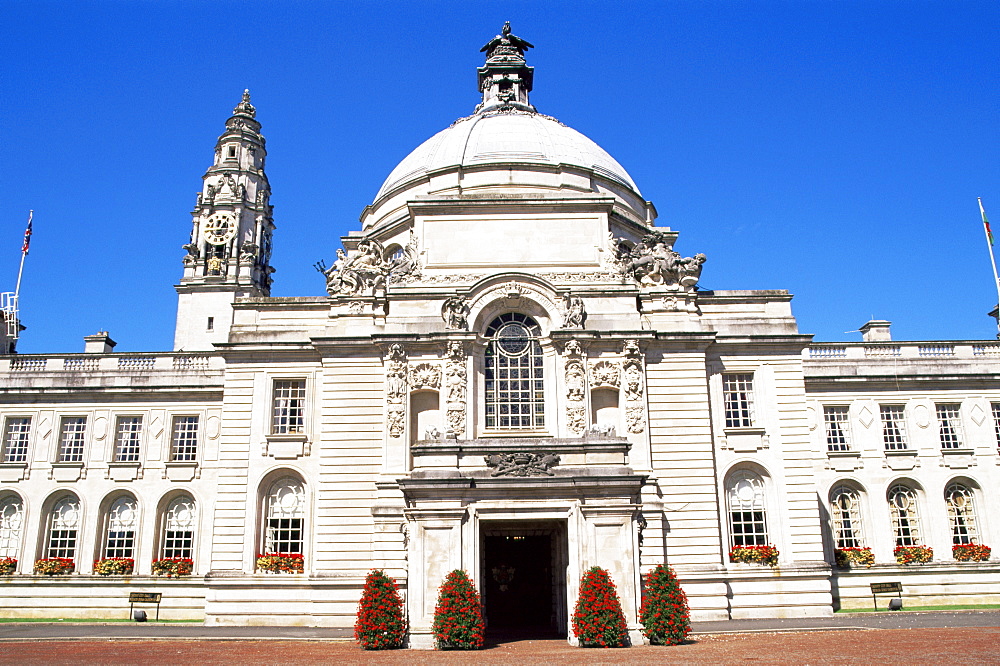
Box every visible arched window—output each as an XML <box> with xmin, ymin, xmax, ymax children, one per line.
<box><xmin>727</xmin><ymin>470</ymin><xmax>768</xmax><ymax>547</ymax></box>
<box><xmin>160</xmin><ymin>496</ymin><xmax>197</xmax><ymax>559</ymax></box>
<box><xmin>945</xmin><ymin>483</ymin><xmax>980</xmax><ymax>545</ymax></box>
<box><xmin>830</xmin><ymin>486</ymin><xmax>865</xmax><ymax>548</ymax></box>
<box><xmin>102</xmin><ymin>496</ymin><xmax>138</xmax><ymax>559</ymax></box>
<box><xmin>484</xmin><ymin>313</ymin><xmax>544</xmax><ymax>430</ymax></box>
<box><xmin>888</xmin><ymin>484</ymin><xmax>921</xmax><ymax>546</ymax></box>
<box><xmin>45</xmin><ymin>497</ymin><xmax>81</xmax><ymax>560</ymax></box>
<box><xmin>0</xmin><ymin>495</ymin><xmax>23</xmax><ymax>560</ymax></box>
<box><xmin>262</xmin><ymin>477</ymin><xmax>305</xmax><ymax>556</ymax></box>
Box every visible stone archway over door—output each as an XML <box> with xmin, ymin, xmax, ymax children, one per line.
<box><xmin>481</xmin><ymin>521</ymin><xmax>567</xmax><ymax>638</ymax></box>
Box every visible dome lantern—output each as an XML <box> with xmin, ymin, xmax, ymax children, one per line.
<box><xmin>476</xmin><ymin>22</ymin><xmax>535</xmax><ymax>114</ymax></box>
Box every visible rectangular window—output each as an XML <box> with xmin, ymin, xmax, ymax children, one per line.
<box><xmin>57</xmin><ymin>417</ymin><xmax>87</xmax><ymax>463</ymax></box>
<box><xmin>162</xmin><ymin>529</ymin><xmax>194</xmax><ymax>559</ymax></box>
<box><xmin>170</xmin><ymin>416</ymin><xmax>199</xmax><ymax>462</ymax></box>
<box><xmin>823</xmin><ymin>406</ymin><xmax>852</xmax><ymax>452</ymax></box>
<box><xmin>723</xmin><ymin>373</ymin><xmax>755</xmax><ymax>428</ymax></box>
<box><xmin>1</xmin><ymin>417</ymin><xmax>31</xmax><ymax>463</ymax></box>
<box><xmin>265</xmin><ymin>517</ymin><xmax>304</xmax><ymax>555</ymax></box>
<box><xmin>880</xmin><ymin>405</ymin><xmax>908</xmax><ymax>450</ymax></box>
<box><xmin>936</xmin><ymin>403</ymin><xmax>964</xmax><ymax>449</ymax></box>
<box><xmin>113</xmin><ymin>416</ymin><xmax>143</xmax><ymax>462</ymax></box>
<box><xmin>992</xmin><ymin>403</ymin><xmax>1000</xmax><ymax>450</ymax></box>
<box><xmin>271</xmin><ymin>380</ymin><xmax>306</xmax><ymax>434</ymax></box>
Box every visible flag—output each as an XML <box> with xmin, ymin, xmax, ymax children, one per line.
<box><xmin>21</xmin><ymin>211</ymin><xmax>32</xmax><ymax>254</ymax></box>
<box><xmin>981</xmin><ymin>198</ymin><xmax>994</xmax><ymax>246</ymax></box>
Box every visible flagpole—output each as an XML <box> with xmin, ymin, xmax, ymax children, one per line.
<box><xmin>980</xmin><ymin>198</ymin><xmax>1000</xmax><ymax>338</ymax></box>
<box><xmin>13</xmin><ymin>210</ymin><xmax>32</xmax><ymax>301</ymax></box>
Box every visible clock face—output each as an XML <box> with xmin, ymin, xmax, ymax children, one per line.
<box><xmin>202</xmin><ymin>212</ymin><xmax>237</xmax><ymax>245</ymax></box>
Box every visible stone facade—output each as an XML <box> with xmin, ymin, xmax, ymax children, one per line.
<box><xmin>0</xmin><ymin>25</ymin><xmax>998</xmax><ymax>644</ymax></box>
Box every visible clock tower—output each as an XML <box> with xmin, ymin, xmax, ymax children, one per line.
<box><xmin>173</xmin><ymin>91</ymin><xmax>275</xmax><ymax>351</ymax></box>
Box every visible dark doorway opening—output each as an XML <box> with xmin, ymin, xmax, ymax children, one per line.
<box><xmin>481</xmin><ymin>522</ymin><xmax>566</xmax><ymax>640</ymax></box>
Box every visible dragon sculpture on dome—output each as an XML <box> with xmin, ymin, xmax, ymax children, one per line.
<box><xmin>480</xmin><ymin>21</ymin><xmax>533</xmax><ymax>62</ymax></box>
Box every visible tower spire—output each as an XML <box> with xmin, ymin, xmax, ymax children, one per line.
<box><xmin>173</xmin><ymin>91</ymin><xmax>275</xmax><ymax>351</ymax></box>
<box><xmin>476</xmin><ymin>22</ymin><xmax>535</xmax><ymax>114</ymax></box>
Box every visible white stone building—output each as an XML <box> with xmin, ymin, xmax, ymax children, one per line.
<box><xmin>0</xmin><ymin>25</ymin><xmax>997</xmax><ymax>645</ymax></box>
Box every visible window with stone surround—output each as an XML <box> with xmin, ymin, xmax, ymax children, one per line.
<box><xmin>880</xmin><ymin>405</ymin><xmax>908</xmax><ymax>450</ymax></box>
<box><xmin>936</xmin><ymin>403</ymin><xmax>964</xmax><ymax>449</ymax></box>
<box><xmin>271</xmin><ymin>380</ymin><xmax>306</xmax><ymax>434</ymax></box>
<box><xmin>2</xmin><ymin>417</ymin><xmax>31</xmax><ymax>463</ymax></box>
<box><xmin>0</xmin><ymin>495</ymin><xmax>23</xmax><ymax>560</ymax></box>
<box><xmin>830</xmin><ymin>486</ymin><xmax>865</xmax><ymax>548</ymax></box>
<box><xmin>484</xmin><ymin>313</ymin><xmax>545</xmax><ymax>430</ymax></box>
<box><xmin>160</xmin><ymin>495</ymin><xmax>196</xmax><ymax>560</ymax></box>
<box><xmin>726</xmin><ymin>470</ymin><xmax>769</xmax><ymax>547</ymax></box>
<box><xmin>888</xmin><ymin>484</ymin><xmax>922</xmax><ymax>546</ymax></box>
<box><xmin>169</xmin><ymin>416</ymin><xmax>199</xmax><ymax>462</ymax></box>
<box><xmin>57</xmin><ymin>417</ymin><xmax>87</xmax><ymax>463</ymax></box>
<box><xmin>823</xmin><ymin>406</ymin><xmax>852</xmax><ymax>452</ymax></box>
<box><xmin>945</xmin><ymin>483</ymin><xmax>980</xmax><ymax>545</ymax></box>
<box><xmin>113</xmin><ymin>416</ymin><xmax>143</xmax><ymax>462</ymax></box>
<box><xmin>262</xmin><ymin>477</ymin><xmax>305</xmax><ymax>556</ymax></box>
<box><xmin>44</xmin><ymin>496</ymin><xmax>81</xmax><ymax>560</ymax></box>
<box><xmin>992</xmin><ymin>403</ymin><xmax>1000</xmax><ymax>450</ymax></box>
<box><xmin>102</xmin><ymin>495</ymin><xmax>138</xmax><ymax>560</ymax></box>
<box><xmin>723</xmin><ymin>373</ymin><xmax>755</xmax><ymax>428</ymax></box>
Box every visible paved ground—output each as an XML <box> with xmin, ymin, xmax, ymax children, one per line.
<box><xmin>0</xmin><ymin>611</ymin><xmax>996</xmax><ymax>664</ymax></box>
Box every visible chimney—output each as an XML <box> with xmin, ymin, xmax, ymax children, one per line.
<box><xmin>84</xmin><ymin>331</ymin><xmax>117</xmax><ymax>354</ymax></box>
<box><xmin>859</xmin><ymin>320</ymin><xmax>892</xmax><ymax>342</ymax></box>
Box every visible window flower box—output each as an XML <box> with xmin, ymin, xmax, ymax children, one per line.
<box><xmin>894</xmin><ymin>545</ymin><xmax>933</xmax><ymax>565</ymax></box>
<box><xmin>729</xmin><ymin>544</ymin><xmax>779</xmax><ymax>566</ymax></box>
<box><xmin>33</xmin><ymin>558</ymin><xmax>74</xmax><ymax>576</ymax></box>
<box><xmin>151</xmin><ymin>557</ymin><xmax>194</xmax><ymax>577</ymax></box>
<box><xmin>93</xmin><ymin>557</ymin><xmax>134</xmax><ymax>576</ymax></box>
<box><xmin>0</xmin><ymin>557</ymin><xmax>16</xmax><ymax>575</ymax></box>
<box><xmin>834</xmin><ymin>547</ymin><xmax>875</xmax><ymax>568</ymax></box>
<box><xmin>952</xmin><ymin>543</ymin><xmax>991</xmax><ymax>562</ymax></box>
<box><xmin>256</xmin><ymin>553</ymin><xmax>304</xmax><ymax>574</ymax></box>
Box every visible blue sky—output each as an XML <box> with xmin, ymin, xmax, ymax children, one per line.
<box><xmin>2</xmin><ymin>1</ymin><xmax>998</xmax><ymax>353</ymax></box>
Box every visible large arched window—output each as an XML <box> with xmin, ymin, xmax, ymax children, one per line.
<box><xmin>102</xmin><ymin>496</ymin><xmax>138</xmax><ymax>559</ymax></box>
<box><xmin>0</xmin><ymin>495</ymin><xmax>23</xmax><ymax>560</ymax></box>
<box><xmin>888</xmin><ymin>484</ymin><xmax>921</xmax><ymax>546</ymax></box>
<box><xmin>44</xmin><ymin>496</ymin><xmax>81</xmax><ymax>560</ymax></box>
<box><xmin>262</xmin><ymin>477</ymin><xmax>305</xmax><ymax>556</ymax></box>
<box><xmin>830</xmin><ymin>486</ymin><xmax>865</xmax><ymax>548</ymax></box>
<box><xmin>484</xmin><ymin>313</ymin><xmax>544</xmax><ymax>429</ymax></box>
<box><xmin>160</xmin><ymin>495</ymin><xmax>197</xmax><ymax>559</ymax></box>
<box><xmin>945</xmin><ymin>483</ymin><xmax>980</xmax><ymax>545</ymax></box>
<box><xmin>726</xmin><ymin>470</ymin><xmax>769</xmax><ymax>547</ymax></box>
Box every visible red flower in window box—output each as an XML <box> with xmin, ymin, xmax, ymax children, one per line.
<box><xmin>729</xmin><ymin>544</ymin><xmax>779</xmax><ymax>566</ymax></box>
<box><xmin>834</xmin><ymin>547</ymin><xmax>875</xmax><ymax>568</ymax></box>
<box><xmin>151</xmin><ymin>557</ymin><xmax>194</xmax><ymax>577</ymax></box>
<box><xmin>894</xmin><ymin>545</ymin><xmax>933</xmax><ymax>565</ymax></box>
<box><xmin>256</xmin><ymin>553</ymin><xmax>304</xmax><ymax>573</ymax></box>
<box><xmin>33</xmin><ymin>558</ymin><xmax>75</xmax><ymax>576</ymax></box>
<box><xmin>0</xmin><ymin>557</ymin><xmax>16</xmax><ymax>575</ymax></box>
<box><xmin>952</xmin><ymin>543</ymin><xmax>991</xmax><ymax>562</ymax></box>
<box><xmin>93</xmin><ymin>557</ymin><xmax>134</xmax><ymax>576</ymax></box>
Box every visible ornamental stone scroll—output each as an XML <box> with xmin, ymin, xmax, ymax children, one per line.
<box><xmin>563</xmin><ymin>340</ymin><xmax>587</xmax><ymax>435</ymax></box>
<box><xmin>622</xmin><ymin>339</ymin><xmax>646</xmax><ymax>434</ymax></box>
<box><xmin>444</xmin><ymin>341</ymin><xmax>467</xmax><ymax>437</ymax></box>
<box><xmin>385</xmin><ymin>344</ymin><xmax>408</xmax><ymax>438</ymax></box>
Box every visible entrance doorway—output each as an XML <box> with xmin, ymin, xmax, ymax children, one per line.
<box><xmin>481</xmin><ymin>521</ymin><xmax>567</xmax><ymax>639</ymax></box>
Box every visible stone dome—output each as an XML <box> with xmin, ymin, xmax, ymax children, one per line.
<box><xmin>374</xmin><ymin>110</ymin><xmax>641</xmax><ymax>202</ymax></box>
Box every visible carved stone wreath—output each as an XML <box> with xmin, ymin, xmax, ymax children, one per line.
<box><xmin>485</xmin><ymin>452</ymin><xmax>560</xmax><ymax>477</ymax></box>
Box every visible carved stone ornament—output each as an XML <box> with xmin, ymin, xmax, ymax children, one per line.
<box><xmin>408</xmin><ymin>362</ymin><xmax>441</xmax><ymax>390</ymax></box>
<box><xmin>385</xmin><ymin>344</ymin><xmax>407</xmax><ymax>438</ymax></box>
<box><xmin>563</xmin><ymin>340</ymin><xmax>586</xmax><ymax>435</ymax></box>
<box><xmin>561</xmin><ymin>293</ymin><xmax>585</xmax><ymax>329</ymax></box>
<box><xmin>319</xmin><ymin>233</ymin><xmax>421</xmax><ymax>297</ymax></box>
<box><xmin>441</xmin><ymin>296</ymin><xmax>469</xmax><ymax>330</ymax></box>
<box><xmin>615</xmin><ymin>231</ymin><xmax>706</xmax><ymax>291</ymax></box>
<box><xmin>485</xmin><ymin>452</ymin><xmax>560</xmax><ymax>477</ymax></box>
<box><xmin>444</xmin><ymin>341</ymin><xmax>467</xmax><ymax>437</ymax></box>
<box><xmin>622</xmin><ymin>339</ymin><xmax>646</xmax><ymax>433</ymax></box>
<box><xmin>590</xmin><ymin>360</ymin><xmax>620</xmax><ymax>388</ymax></box>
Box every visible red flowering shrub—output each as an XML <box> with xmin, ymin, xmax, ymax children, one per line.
<box><xmin>953</xmin><ymin>543</ymin><xmax>991</xmax><ymax>562</ymax></box>
<box><xmin>432</xmin><ymin>570</ymin><xmax>484</xmax><ymax>650</ymax></box>
<box><xmin>639</xmin><ymin>564</ymin><xmax>690</xmax><ymax>646</ymax></box>
<box><xmin>571</xmin><ymin>566</ymin><xmax>628</xmax><ymax>648</ymax></box>
<box><xmin>354</xmin><ymin>569</ymin><xmax>406</xmax><ymax>650</ymax></box>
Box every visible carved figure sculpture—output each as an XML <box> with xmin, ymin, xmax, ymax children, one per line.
<box><xmin>321</xmin><ymin>235</ymin><xmax>421</xmax><ymax>297</ymax></box>
<box><xmin>618</xmin><ymin>231</ymin><xmax>707</xmax><ymax>290</ymax></box>
<box><xmin>562</xmin><ymin>294</ymin><xmax>585</xmax><ymax>328</ymax></box>
<box><xmin>441</xmin><ymin>297</ymin><xmax>469</xmax><ymax>330</ymax></box>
